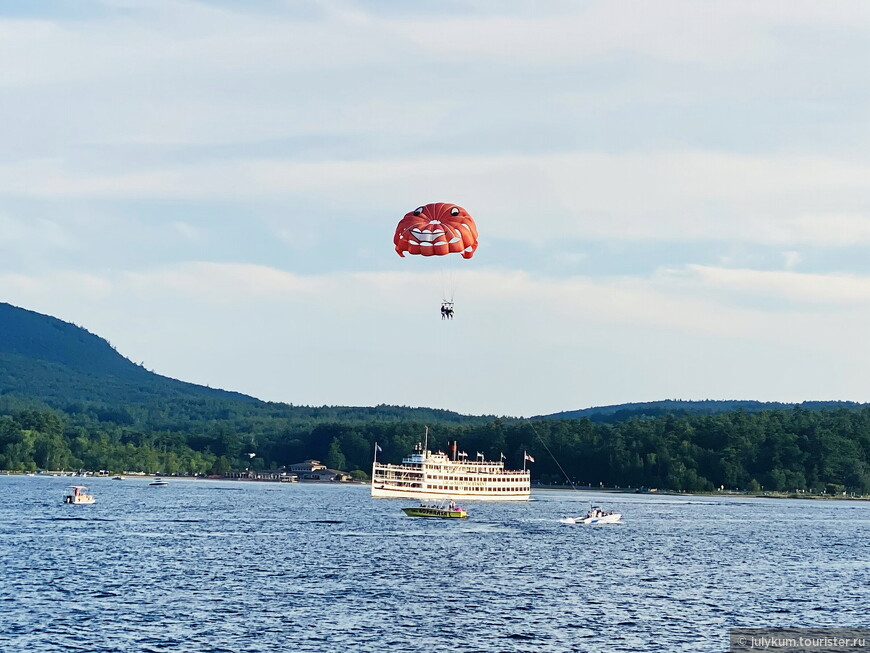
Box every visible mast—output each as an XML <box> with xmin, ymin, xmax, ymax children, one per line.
<box><xmin>372</xmin><ymin>441</ymin><xmax>382</xmax><ymax>485</ymax></box>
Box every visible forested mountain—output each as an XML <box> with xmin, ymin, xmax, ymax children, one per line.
<box><xmin>2</xmin><ymin>302</ymin><xmax>870</xmax><ymax>495</ymax></box>
<box><xmin>0</xmin><ymin>302</ymin><xmax>256</xmax><ymax>405</ymax></box>
<box><xmin>538</xmin><ymin>399</ymin><xmax>864</xmax><ymax>422</ymax></box>
<box><xmin>0</xmin><ymin>302</ymin><xmax>480</xmax><ymax>421</ymax></box>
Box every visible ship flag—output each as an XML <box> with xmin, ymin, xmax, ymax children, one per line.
<box><xmin>500</xmin><ymin>452</ymin><xmax>506</xmax><ymax>461</ymax></box>
<box><xmin>476</xmin><ymin>452</ymin><xmax>484</xmax><ymax>460</ymax></box>
<box><xmin>375</xmin><ymin>443</ymin><xmax>382</xmax><ymax>452</ymax></box>
<box><xmin>524</xmin><ymin>452</ymin><xmax>535</xmax><ymax>463</ymax></box>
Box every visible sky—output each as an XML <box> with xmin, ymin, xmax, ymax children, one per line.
<box><xmin>2</xmin><ymin>0</ymin><xmax>870</xmax><ymax>417</ymax></box>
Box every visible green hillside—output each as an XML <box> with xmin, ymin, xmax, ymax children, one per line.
<box><xmin>537</xmin><ymin>399</ymin><xmax>864</xmax><ymax>422</ymax></box>
<box><xmin>0</xmin><ymin>302</ymin><xmax>257</xmax><ymax>405</ymax></box>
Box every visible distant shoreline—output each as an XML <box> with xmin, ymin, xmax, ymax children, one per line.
<box><xmin>0</xmin><ymin>471</ymin><xmax>369</xmax><ymax>486</ymax></box>
<box><xmin>5</xmin><ymin>472</ymin><xmax>866</xmax><ymax>499</ymax></box>
<box><xmin>534</xmin><ymin>484</ymin><xmax>869</xmax><ymax>501</ymax></box>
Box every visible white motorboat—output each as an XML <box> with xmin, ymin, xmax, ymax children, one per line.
<box><xmin>560</xmin><ymin>506</ymin><xmax>621</xmax><ymax>525</ymax></box>
<box><xmin>64</xmin><ymin>485</ymin><xmax>96</xmax><ymax>505</ymax></box>
<box><xmin>149</xmin><ymin>478</ymin><xmax>169</xmax><ymax>486</ymax></box>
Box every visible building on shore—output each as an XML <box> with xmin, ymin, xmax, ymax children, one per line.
<box><xmin>224</xmin><ymin>460</ymin><xmax>351</xmax><ymax>483</ymax></box>
<box><xmin>288</xmin><ymin>460</ymin><xmax>352</xmax><ymax>482</ymax></box>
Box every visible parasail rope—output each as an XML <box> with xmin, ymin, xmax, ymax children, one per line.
<box><xmin>524</xmin><ymin>420</ymin><xmax>581</xmax><ymax>492</ymax></box>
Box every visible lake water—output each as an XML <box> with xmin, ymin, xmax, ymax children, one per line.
<box><xmin>1</xmin><ymin>476</ymin><xmax>868</xmax><ymax>652</ymax></box>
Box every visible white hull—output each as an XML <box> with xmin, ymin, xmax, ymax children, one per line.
<box><xmin>65</xmin><ymin>497</ymin><xmax>96</xmax><ymax>505</ymax></box>
<box><xmin>64</xmin><ymin>485</ymin><xmax>95</xmax><ymax>505</ymax></box>
<box><xmin>372</xmin><ymin>483</ymin><xmax>530</xmax><ymax>502</ymax></box>
<box><xmin>560</xmin><ymin>513</ymin><xmax>622</xmax><ymax>525</ymax></box>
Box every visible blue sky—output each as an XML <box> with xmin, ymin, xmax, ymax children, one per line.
<box><xmin>2</xmin><ymin>0</ymin><xmax>870</xmax><ymax>416</ymax></box>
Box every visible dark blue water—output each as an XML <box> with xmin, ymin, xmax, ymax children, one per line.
<box><xmin>1</xmin><ymin>476</ymin><xmax>868</xmax><ymax>652</ymax></box>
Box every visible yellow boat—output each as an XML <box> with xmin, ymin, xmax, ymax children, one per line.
<box><xmin>402</xmin><ymin>500</ymin><xmax>467</xmax><ymax>519</ymax></box>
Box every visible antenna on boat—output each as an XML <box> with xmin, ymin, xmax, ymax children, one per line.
<box><xmin>423</xmin><ymin>425</ymin><xmax>429</xmax><ymax>453</ymax></box>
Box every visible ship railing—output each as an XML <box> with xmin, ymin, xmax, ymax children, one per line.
<box><xmin>375</xmin><ymin>463</ymin><xmax>425</xmax><ymax>472</ymax></box>
<box><xmin>430</xmin><ymin>459</ymin><xmax>506</xmax><ymax>466</ymax></box>
<box><xmin>377</xmin><ymin>460</ymin><xmax>521</xmax><ymax>467</ymax></box>
<box><xmin>375</xmin><ymin>465</ymin><xmax>529</xmax><ymax>476</ymax></box>
<box><xmin>374</xmin><ymin>462</ymin><xmax>529</xmax><ymax>475</ymax></box>
<box><xmin>429</xmin><ymin>469</ymin><xmax>530</xmax><ymax>476</ymax></box>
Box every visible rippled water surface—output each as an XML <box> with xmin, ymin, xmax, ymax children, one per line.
<box><xmin>2</xmin><ymin>476</ymin><xmax>869</xmax><ymax>652</ymax></box>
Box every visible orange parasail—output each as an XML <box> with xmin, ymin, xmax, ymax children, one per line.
<box><xmin>393</xmin><ymin>203</ymin><xmax>478</xmax><ymax>259</ymax></box>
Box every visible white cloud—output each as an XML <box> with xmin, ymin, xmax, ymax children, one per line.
<box><xmin>782</xmin><ymin>251</ymin><xmax>802</xmax><ymax>270</ymax></box>
<box><xmin>3</xmin><ymin>0</ymin><xmax>869</xmax><ymax>155</ymax></box>
<box><xmin>385</xmin><ymin>0</ymin><xmax>870</xmax><ymax>68</ymax></box>
<box><xmin>774</xmin><ymin>214</ymin><xmax>870</xmax><ymax>247</ymax></box>
<box><xmin>171</xmin><ymin>221</ymin><xmax>200</xmax><ymax>241</ymax></box>
<box><xmin>681</xmin><ymin>265</ymin><xmax>870</xmax><ymax>306</ymax></box>
<box><xmin>5</xmin><ymin>151</ymin><xmax>870</xmax><ymax>250</ymax></box>
<box><xmin>0</xmin><ymin>215</ymin><xmax>75</xmax><ymax>252</ymax></box>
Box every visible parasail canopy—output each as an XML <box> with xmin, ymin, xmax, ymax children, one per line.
<box><xmin>393</xmin><ymin>202</ymin><xmax>478</xmax><ymax>259</ymax></box>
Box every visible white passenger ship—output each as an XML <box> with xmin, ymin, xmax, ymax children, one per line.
<box><xmin>371</xmin><ymin>432</ymin><xmax>531</xmax><ymax>501</ymax></box>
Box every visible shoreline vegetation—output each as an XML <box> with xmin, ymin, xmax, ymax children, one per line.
<box><xmin>1</xmin><ymin>470</ymin><xmax>368</xmax><ymax>484</ymax></box>
<box><xmin>3</xmin><ymin>399</ymin><xmax>870</xmax><ymax>498</ymax></box>
<box><xmin>4</xmin><ymin>470</ymin><xmax>867</xmax><ymax>501</ymax></box>
<box><xmin>534</xmin><ymin>484</ymin><xmax>869</xmax><ymax>501</ymax></box>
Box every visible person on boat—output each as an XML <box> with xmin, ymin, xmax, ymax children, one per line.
<box><xmin>446</xmin><ymin>305</ymin><xmax>454</xmax><ymax>319</ymax></box>
<box><xmin>441</xmin><ymin>304</ymin><xmax>447</xmax><ymax>320</ymax></box>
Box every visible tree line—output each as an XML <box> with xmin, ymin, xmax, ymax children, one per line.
<box><xmin>1</xmin><ymin>397</ymin><xmax>869</xmax><ymax>494</ymax></box>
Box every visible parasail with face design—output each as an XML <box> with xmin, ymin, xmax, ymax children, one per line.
<box><xmin>393</xmin><ymin>203</ymin><xmax>478</xmax><ymax>259</ymax></box>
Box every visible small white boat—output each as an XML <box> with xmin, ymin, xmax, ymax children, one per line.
<box><xmin>64</xmin><ymin>485</ymin><xmax>96</xmax><ymax>505</ymax></box>
<box><xmin>561</xmin><ymin>506</ymin><xmax>621</xmax><ymax>525</ymax></box>
<box><xmin>149</xmin><ymin>478</ymin><xmax>169</xmax><ymax>486</ymax></box>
